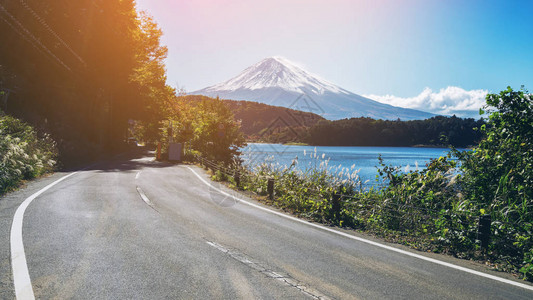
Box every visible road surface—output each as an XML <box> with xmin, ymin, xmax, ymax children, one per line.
<box><xmin>1</xmin><ymin>150</ymin><xmax>532</xmax><ymax>299</ymax></box>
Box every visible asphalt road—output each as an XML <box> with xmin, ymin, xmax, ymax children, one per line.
<box><xmin>1</xmin><ymin>150</ymin><xmax>533</xmax><ymax>299</ymax></box>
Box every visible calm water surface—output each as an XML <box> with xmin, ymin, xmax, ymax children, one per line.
<box><xmin>241</xmin><ymin>143</ymin><xmax>454</xmax><ymax>185</ymax></box>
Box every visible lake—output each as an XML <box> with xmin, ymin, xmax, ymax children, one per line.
<box><xmin>240</xmin><ymin>143</ymin><xmax>455</xmax><ymax>186</ymax></box>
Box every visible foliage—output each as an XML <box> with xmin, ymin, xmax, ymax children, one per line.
<box><xmin>0</xmin><ymin>0</ymin><xmax>173</xmax><ymax>153</ymax></box>
<box><xmin>223</xmin><ymin>99</ymin><xmax>325</xmax><ymax>143</ymax></box>
<box><xmin>219</xmin><ymin>99</ymin><xmax>484</xmax><ymax>147</ymax></box>
<box><xmin>457</xmin><ymin>87</ymin><xmax>532</xmax><ymax>213</ymax></box>
<box><xmin>1</xmin><ymin>112</ymin><xmax>57</xmax><ymax>194</ymax></box>
<box><xmin>163</xmin><ymin>95</ymin><xmax>246</xmax><ymax>164</ymax></box>
<box><xmin>455</xmin><ymin>86</ymin><xmax>533</xmax><ymax>276</ymax></box>
<box><xmin>305</xmin><ymin>115</ymin><xmax>484</xmax><ymax>147</ymax></box>
<box><xmin>129</xmin><ymin>12</ymin><xmax>175</xmax><ymax>144</ymax></box>
<box><xmin>235</xmin><ymin>149</ymin><xmax>362</xmax><ymax>223</ymax></box>
<box><xmin>1</xmin><ymin>1</ymin><xmax>245</xmax><ymax>167</ymax></box>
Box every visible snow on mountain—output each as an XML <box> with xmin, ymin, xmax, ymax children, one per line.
<box><xmin>201</xmin><ymin>56</ymin><xmax>349</xmax><ymax>95</ymax></box>
<box><xmin>192</xmin><ymin>57</ymin><xmax>435</xmax><ymax>120</ymax></box>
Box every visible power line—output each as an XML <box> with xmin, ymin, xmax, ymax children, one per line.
<box><xmin>0</xmin><ymin>3</ymin><xmax>72</xmax><ymax>72</ymax></box>
<box><xmin>19</xmin><ymin>0</ymin><xmax>86</xmax><ymax>66</ymax></box>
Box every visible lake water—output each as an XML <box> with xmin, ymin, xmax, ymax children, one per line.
<box><xmin>240</xmin><ymin>143</ymin><xmax>454</xmax><ymax>186</ymax></box>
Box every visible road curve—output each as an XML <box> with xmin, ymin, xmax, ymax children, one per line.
<box><xmin>1</xmin><ymin>150</ymin><xmax>532</xmax><ymax>299</ymax></box>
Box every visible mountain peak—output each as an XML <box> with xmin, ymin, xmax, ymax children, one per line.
<box><xmin>192</xmin><ymin>57</ymin><xmax>436</xmax><ymax>121</ymax></box>
<box><xmin>256</xmin><ymin>56</ymin><xmax>298</xmax><ymax>69</ymax></box>
<box><xmin>200</xmin><ymin>56</ymin><xmax>349</xmax><ymax>95</ymax></box>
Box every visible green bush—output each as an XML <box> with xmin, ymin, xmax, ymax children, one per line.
<box><xmin>0</xmin><ymin>112</ymin><xmax>57</xmax><ymax>194</ymax></box>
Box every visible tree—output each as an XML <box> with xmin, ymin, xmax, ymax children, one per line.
<box><xmin>174</xmin><ymin>96</ymin><xmax>246</xmax><ymax>164</ymax></box>
<box><xmin>453</xmin><ymin>86</ymin><xmax>532</xmax><ymax>278</ymax></box>
<box><xmin>0</xmin><ymin>0</ymin><xmax>176</xmax><ymax>151</ymax></box>
<box><xmin>458</xmin><ymin>86</ymin><xmax>532</xmax><ymax>213</ymax></box>
<box><xmin>129</xmin><ymin>12</ymin><xmax>175</xmax><ymax>144</ymax></box>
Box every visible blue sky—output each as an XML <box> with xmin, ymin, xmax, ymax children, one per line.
<box><xmin>135</xmin><ymin>0</ymin><xmax>533</xmax><ymax>117</ymax></box>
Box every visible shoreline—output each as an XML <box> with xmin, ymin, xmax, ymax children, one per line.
<box><xmin>245</xmin><ymin>141</ymin><xmax>458</xmax><ymax>150</ymax></box>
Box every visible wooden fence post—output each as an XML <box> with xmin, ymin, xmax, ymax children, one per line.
<box><xmin>267</xmin><ymin>178</ymin><xmax>274</xmax><ymax>200</ymax></box>
<box><xmin>234</xmin><ymin>172</ymin><xmax>240</xmax><ymax>188</ymax></box>
<box><xmin>477</xmin><ymin>214</ymin><xmax>491</xmax><ymax>250</ymax></box>
<box><xmin>331</xmin><ymin>194</ymin><xmax>341</xmax><ymax>221</ymax></box>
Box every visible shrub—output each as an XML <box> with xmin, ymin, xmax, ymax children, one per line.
<box><xmin>0</xmin><ymin>112</ymin><xmax>57</xmax><ymax>194</ymax></box>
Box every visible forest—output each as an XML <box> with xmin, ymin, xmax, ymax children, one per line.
<box><xmin>210</xmin><ymin>98</ymin><xmax>485</xmax><ymax>148</ymax></box>
<box><xmin>214</xmin><ymin>98</ymin><xmax>324</xmax><ymax>143</ymax></box>
<box><xmin>0</xmin><ymin>0</ymin><xmax>174</xmax><ymax>165</ymax></box>
<box><xmin>0</xmin><ymin>0</ymin><xmax>245</xmax><ymax>190</ymax></box>
<box><xmin>303</xmin><ymin>115</ymin><xmax>485</xmax><ymax>147</ymax></box>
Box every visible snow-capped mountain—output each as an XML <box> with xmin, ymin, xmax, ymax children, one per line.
<box><xmin>192</xmin><ymin>57</ymin><xmax>435</xmax><ymax>120</ymax></box>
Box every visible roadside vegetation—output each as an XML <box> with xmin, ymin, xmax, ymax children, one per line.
<box><xmin>205</xmin><ymin>87</ymin><xmax>533</xmax><ymax>281</ymax></box>
<box><xmin>0</xmin><ymin>111</ymin><xmax>57</xmax><ymax>194</ymax></box>
<box><xmin>153</xmin><ymin>95</ymin><xmax>246</xmax><ymax>164</ymax></box>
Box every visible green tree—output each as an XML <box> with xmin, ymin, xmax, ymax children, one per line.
<box><xmin>456</xmin><ymin>87</ymin><xmax>532</xmax><ymax>279</ymax></box>
<box><xmin>0</xmin><ymin>1</ymin><xmax>175</xmax><ymax>151</ymax></box>
<box><xmin>129</xmin><ymin>12</ymin><xmax>175</xmax><ymax>144</ymax></box>
<box><xmin>174</xmin><ymin>96</ymin><xmax>246</xmax><ymax>164</ymax></box>
<box><xmin>458</xmin><ymin>87</ymin><xmax>532</xmax><ymax>216</ymax></box>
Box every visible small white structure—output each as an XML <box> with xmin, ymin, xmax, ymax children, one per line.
<box><xmin>168</xmin><ymin>143</ymin><xmax>182</xmax><ymax>161</ymax></box>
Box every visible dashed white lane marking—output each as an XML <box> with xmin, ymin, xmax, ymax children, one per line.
<box><xmin>186</xmin><ymin>166</ymin><xmax>533</xmax><ymax>292</ymax></box>
<box><xmin>206</xmin><ymin>241</ymin><xmax>331</xmax><ymax>299</ymax></box>
<box><xmin>11</xmin><ymin>172</ymin><xmax>78</xmax><ymax>300</ymax></box>
<box><xmin>135</xmin><ymin>171</ymin><xmax>141</xmax><ymax>180</ymax></box>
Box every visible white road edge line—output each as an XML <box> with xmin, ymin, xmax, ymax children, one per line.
<box><xmin>10</xmin><ymin>172</ymin><xmax>78</xmax><ymax>300</ymax></box>
<box><xmin>186</xmin><ymin>166</ymin><xmax>533</xmax><ymax>292</ymax></box>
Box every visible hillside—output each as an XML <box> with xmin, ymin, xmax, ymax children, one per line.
<box><xmin>181</xmin><ymin>95</ymin><xmax>483</xmax><ymax>147</ymax></box>
<box><xmin>223</xmin><ymin>99</ymin><xmax>324</xmax><ymax>143</ymax></box>
<box><xmin>179</xmin><ymin>95</ymin><xmax>324</xmax><ymax>143</ymax></box>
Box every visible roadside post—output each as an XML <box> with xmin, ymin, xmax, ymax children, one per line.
<box><xmin>234</xmin><ymin>171</ymin><xmax>240</xmax><ymax>188</ymax></box>
<box><xmin>477</xmin><ymin>214</ymin><xmax>491</xmax><ymax>250</ymax></box>
<box><xmin>267</xmin><ymin>178</ymin><xmax>274</xmax><ymax>200</ymax></box>
<box><xmin>168</xmin><ymin>143</ymin><xmax>182</xmax><ymax>162</ymax></box>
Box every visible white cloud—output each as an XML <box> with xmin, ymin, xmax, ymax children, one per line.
<box><xmin>364</xmin><ymin>86</ymin><xmax>488</xmax><ymax>118</ymax></box>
